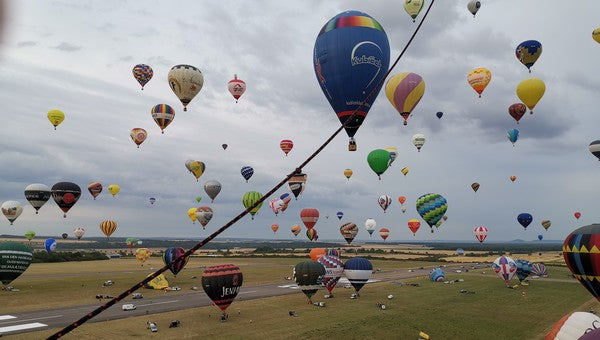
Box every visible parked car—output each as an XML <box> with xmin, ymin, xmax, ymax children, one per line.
<box><xmin>147</xmin><ymin>322</ymin><xmax>158</xmax><ymax>332</ymax></box>
<box><xmin>122</xmin><ymin>304</ymin><xmax>136</xmax><ymax>311</ymax></box>
<box><xmin>132</xmin><ymin>293</ymin><xmax>143</xmax><ymax>299</ymax></box>
<box><xmin>344</xmin><ymin>284</ymin><xmax>352</xmax><ymax>289</ymax></box>
<box><xmin>103</xmin><ymin>280</ymin><xmax>114</xmax><ymax>287</ymax></box>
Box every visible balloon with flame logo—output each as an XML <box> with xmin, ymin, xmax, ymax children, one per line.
<box><xmin>202</xmin><ymin>264</ymin><xmax>243</xmax><ymax>315</ymax></box>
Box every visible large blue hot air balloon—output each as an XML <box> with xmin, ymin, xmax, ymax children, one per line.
<box><xmin>45</xmin><ymin>238</ymin><xmax>57</xmax><ymax>253</ymax></box>
<box><xmin>515</xmin><ymin>40</ymin><xmax>542</xmax><ymax>73</ymax></box>
<box><xmin>336</xmin><ymin>211</ymin><xmax>343</xmax><ymax>220</ymax></box>
<box><xmin>515</xmin><ymin>259</ymin><xmax>532</xmax><ymax>283</ymax></box>
<box><xmin>517</xmin><ymin>213</ymin><xmax>533</xmax><ymax>230</ymax></box>
<box><xmin>344</xmin><ymin>257</ymin><xmax>372</xmax><ymax>294</ymax></box>
<box><xmin>313</xmin><ymin>10</ymin><xmax>390</xmax><ymax>151</ymax></box>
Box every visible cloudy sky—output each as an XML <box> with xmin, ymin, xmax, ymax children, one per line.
<box><xmin>0</xmin><ymin>0</ymin><xmax>599</xmax><ymax>243</ymax></box>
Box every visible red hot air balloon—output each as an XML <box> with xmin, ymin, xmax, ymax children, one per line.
<box><xmin>300</xmin><ymin>208</ymin><xmax>319</xmax><ymax>230</ymax></box>
<box><xmin>379</xmin><ymin>228</ymin><xmax>390</xmax><ymax>241</ymax></box>
<box><xmin>227</xmin><ymin>74</ymin><xmax>246</xmax><ymax>103</ymax></box>
<box><xmin>408</xmin><ymin>219</ymin><xmax>420</xmax><ymax>236</ymax></box>
<box><xmin>508</xmin><ymin>103</ymin><xmax>527</xmax><ymax>124</ymax></box>
<box><xmin>280</xmin><ymin>139</ymin><xmax>294</xmax><ymax>156</ymax></box>
<box><xmin>474</xmin><ymin>226</ymin><xmax>488</xmax><ymax>243</ymax></box>
<box><xmin>575</xmin><ymin>212</ymin><xmax>581</xmax><ymax>220</ymax></box>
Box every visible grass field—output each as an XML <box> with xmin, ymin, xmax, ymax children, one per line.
<box><xmin>13</xmin><ymin>265</ymin><xmax>597</xmax><ymax>340</ymax></box>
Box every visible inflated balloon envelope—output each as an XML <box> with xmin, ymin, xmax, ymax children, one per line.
<box><xmin>563</xmin><ymin>224</ymin><xmax>600</xmax><ymax>301</ymax></box>
<box><xmin>0</xmin><ymin>242</ymin><xmax>33</xmax><ymax>286</ymax></box>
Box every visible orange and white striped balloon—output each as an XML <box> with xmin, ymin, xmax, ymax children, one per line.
<box><xmin>280</xmin><ymin>139</ymin><xmax>294</xmax><ymax>156</ymax></box>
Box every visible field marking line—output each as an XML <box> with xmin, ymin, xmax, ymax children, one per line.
<box><xmin>136</xmin><ymin>300</ymin><xmax>179</xmax><ymax>308</ymax></box>
<box><xmin>0</xmin><ymin>315</ymin><xmax>63</xmax><ymax>325</ymax></box>
<box><xmin>239</xmin><ymin>291</ymin><xmax>257</xmax><ymax>295</ymax></box>
<box><xmin>0</xmin><ymin>322</ymin><xmax>47</xmax><ymax>333</ymax></box>
<box><xmin>0</xmin><ymin>315</ymin><xmax>16</xmax><ymax>321</ymax></box>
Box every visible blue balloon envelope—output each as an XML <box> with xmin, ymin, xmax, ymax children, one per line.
<box><xmin>240</xmin><ymin>166</ymin><xmax>254</xmax><ymax>182</ymax></box>
<box><xmin>45</xmin><ymin>238</ymin><xmax>57</xmax><ymax>253</ymax></box>
<box><xmin>515</xmin><ymin>259</ymin><xmax>532</xmax><ymax>282</ymax></box>
<box><xmin>515</xmin><ymin>40</ymin><xmax>542</xmax><ymax>72</ymax></box>
<box><xmin>429</xmin><ymin>268</ymin><xmax>445</xmax><ymax>282</ymax></box>
<box><xmin>436</xmin><ymin>111</ymin><xmax>443</xmax><ymax>119</ymax></box>
<box><xmin>313</xmin><ymin>11</ymin><xmax>390</xmax><ymax>149</ymax></box>
<box><xmin>336</xmin><ymin>211</ymin><xmax>343</xmax><ymax>220</ymax></box>
<box><xmin>456</xmin><ymin>248</ymin><xmax>464</xmax><ymax>256</ymax></box>
<box><xmin>507</xmin><ymin>129</ymin><xmax>519</xmax><ymax>146</ymax></box>
<box><xmin>517</xmin><ymin>213</ymin><xmax>533</xmax><ymax>229</ymax></box>
<box><xmin>538</xmin><ymin>234</ymin><xmax>543</xmax><ymax>241</ymax></box>
<box><xmin>344</xmin><ymin>257</ymin><xmax>373</xmax><ymax>293</ymax></box>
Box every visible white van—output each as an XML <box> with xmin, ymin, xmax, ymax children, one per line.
<box><xmin>122</xmin><ymin>304</ymin><xmax>136</xmax><ymax>311</ymax></box>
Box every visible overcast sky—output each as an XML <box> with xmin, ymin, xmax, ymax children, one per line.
<box><xmin>1</xmin><ymin>0</ymin><xmax>599</xmax><ymax>243</ymax></box>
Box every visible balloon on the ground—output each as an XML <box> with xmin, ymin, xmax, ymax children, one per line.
<box><xmin>317</xmin><ymin>255</ymin><xmax>344</xmax><ymax>294</ymax></box>
<box><xmin>563</xmin><ymin>224</ymin><xmax>600</xmax><ymax>301</ymax></box>
<box><xmin>429</xmin><ymin>268</ymin><xmax>445</xmax><ymax>282</ymax></box>
<box><xmin>73</xmin><ymin>227</ymin><xmax>85</xmax><ymax>240</ymax></box>
<box><xmin>309</xmin><ymin>248</ymin><xmax>325</xmax><ymax>261</ymax></box>
<box><xmin>107</xmin><ymin>184</ymin><xmax>120</xmax><ymax>197</ymax></box>
<box><xmin>228</xmin><ymin>74</ymin><xmax>246</xmax><ymax>102</ymax></box>
<box><xmin>294</xmin><ymin>260</ymin><xmax>325</xmax><ymax>303</ymax></box>
<box><xmin>47</xmin><ymin>109</ymin><xmax>65</xmax><ymax>130</ymax></box>
<box><xmin>0</xmin><ymin>242</ymin><xmax>33</xmax><ymax>285</ymax></box>
<box><xmin>300</xmin><ymin>208</ymin><xmax>319</xmax><ymax>229</ymax></box>
<box><xmin>474</xmin><ymin>226</ymin><xmax>488</xmax><ymax>243</ymax></box>
<box><xmin>313</xmin><ymin>10</ymin><xmax>390</xmax><ymax>151</ymax></box>
<box><xmin>280</xmin><ymin>139</ymin><xmax>294</xmax><ymax>156</ymax></box>
<box><xmin>492</xmin><ymin>255</ymin><xmax>517</xmax><ymax>286</ymax></box>
<box><xmin>515</xmin><ymin>40</ymin><xmax>542</xmax><ymax>73</ymax></box>
<box><xmin>516</xmin><ymin>78</ymin><xmax>545</xmax><ymax>113</ymax></box>
<box><xmin>467</xmin><ymin>0</ymin><xmax>481</xmax><ymax>17</ymax></box>
<box><xmin>507</xmin><ymin>128</ymin><xmax>519</xmax><ymax>146</ymax></box>
<box><xmin>202</xmin><ymin>264</ymin><xmax>243</xmax><ymax>313</ymax></box>
<box><xmin>367</xmin><ymin>149</ymin><xmax>390</xmax><ymax>179</ymax></box>
<box><xmin>24</xmin><ymin>183</ymin><xmax>51</xmax><ymax>214</ymax></box>
<box><xmin>204</xmin><ymin>180</ymin><xmax>222</xmax><ymax>202</ymax></box>
<box><xmin>1</xmin><ymin>201</ymin><xmax>23</xmax><ymax>225</ymax></box>
<box><xmin>416</xmin><ymin>193</ymin><xmax>448</xmax><ymax>232</ymax></box>
<box><xmin>517</xmin><ymin>213</ymin><xmax>533</xmax><ymax>230</ymax></box>
<box><xmin>99</xmin><ymin>220</ymin><xmax>117</xmax><ymax>238</ymax></box>
<box><xmin>288</xmin><ymin>173</ymin><xmax>307</xmax><ymax>199</ymax></box>
<box><xmin>467</xmin><ymin>68</ymin><xmax>491</xmax><ymax>97</ymax></box>
<box><xmin>508</xmin><ymin>103</ymin><xmax>527</xmax><ymax>124</ymax></box>
<box><xmin>45</xmin><ymin>238</ymin><xmax>57</xmax><ymax>252</ymax></box>
<box><xmin>135</xmin><ymin>248</ymin><xmax>151</xmax><ymax>266</ymax></box>
<box><xmin>24</xmin><ymin>231</ymin><xmax>35</xmax><ymax>241</ymax></box>
<box><xmin>291</xmin><ymin>225</ymin><xmax>301</xmax><ymax>237</ymax></box>
<box><xmin>163</xmin><ymin>247</ymin><xmax>189</xmax><ymax>276</ymax></box>
<box><xmin>456</xmin><ymin>248</ymin><xmax>464</xmax><ymax>256</ymax></box>
<box><xmin>408</xmin><ymin>219</ymin><xmax>421</xmax><ymax>235</ymax></box>
<box><xmin>379</xmin><ymin>228</ymin><xmax>390</xmax><ymax>241</ymax></box>
<box><xmin>385</xmin><ymin>72</ymin><xmax>425</xmax><ymax>126</ymax></box>
<box><xmin>168</xmin><ymin>64</ymin><xmax>203</xmax><ymax>111</ymax></box>
<box><xmin>195</xmin><ymin>206</ymin><xmax>213</xmax><ymax>229</ymax></box>
<box><xmin>87</xmin><ymin>182</ymin><xmax>102</xmax><ymax>200</ymax></box>
<box><xmin>151</xmin><ymin>104</ymin><xmax>175</xmax><ymax>133</ymax></box>
<box><xmin>144</xmin><ymin>273</ymin><xmax>169</xmax><ymax>290</ymax></box>
<box><xmin>242</xmin><ymin>191</ymin><xmax>263</xmax><ymax>219</ymax></box>
<box><xmin>531</xmin><ymin>263</ymin><xmax>548</xmax><ymax>277</ymax></box>
<box><xmin>412</xmin><ymin>134</ymin><xmax>426</xmax><ymax>152</ymax></box>
<box><xmin>132</xmin><ymin>64</ymin><xmax>153</xmax><ymax>90</ymax></box>
<box><xmin>589</xmin><ymin>140</ymin><xmax>600</xmax><ymax>161</ymax></box>
<box><xmin>340</xmin><ymin>222</ymin><xmax>358</xmax><ymax>244</ymax></box>
<box><xmin>515</xmin><ymin>259</ymin><xmax>532</xmax><ymax>283</ymax></box>
<box><xmin>378</xmin><ymin>194</ymin><xmax>391</xmax><ymax>213</ymax></box>
<box><xmin>51</xmin><ymin>182</ymin><xmax>81</xmax><ymax>218</ymax></box>
<box><xmin>130</xmin><ymin>128</ymin><xmax>147</xmax><ymax>148</ymax></box>
<box><xmin>545</xmin><ymin>312</ymin><xmax>600</xmax><ymax>340</ymax></box>
<box><xmin>343</xmin><ymin>169</ymin><xmax>353</xmax><ymax>180</ymax></box>
<box><xmin>365</xmin><ymin>218</ymin><xmax>376</xmax><ymax>236</ymax></box>
<box><xmin>344</xmin><ymin>257</ymin><xmax>372</xmax><ymax>293</ymax></box>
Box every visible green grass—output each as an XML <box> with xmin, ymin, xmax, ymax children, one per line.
<box><xmin>11</xmin><ymin>266</ymin><xmax>599</xmax><ymax>340</ymax></box>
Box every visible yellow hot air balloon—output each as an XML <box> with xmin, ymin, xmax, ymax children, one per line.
<box><xmin>343</xmin><ymin>169</ymin><xmax>353</xmax><ymax>180</ymax></box>
<box><xmin>516</xmin><ymin>78</ymin><xmax>545</xmax><ymax>114</ymax></box>
<box><xmin>47</xmin><ymin>109</ymin><xmax>65</xmax><ymax>130</ymax></box>
<box><xmin>187</xmin><ymin>207</ymin><xmax>197</xmax><ymax>224</ymax></box>
<box><xmin>135</xmin><ymin>248</ymin><xmax>151</xmax><ymax>266</ymax></box>
<box><xmin>403</xmin><ymin>0</ymin><xmax>424</xmax><ymax>22</ymax></box>
<box><xmin>593</xmin><ymin>28</ymin><xmax>600</xmax><ymax>44</ymax></box>
<box><xmin>401</xmin><ymin>167</ymin><xmax>409</xmax><ymax>176</ymax></box>
<box><xmin>467</xmin><ymin>68</ymin><xmax>491</xmax><ymax>98</ymax></box>
<box><xmin>107</xmin><ymin>184</ymin><xmax>120</xmax><ymax>197</ymax></box>
<box><xmin>189</xmin><ymin>161</ymin><xmax>206</xmax><ymax>181</ymax></box>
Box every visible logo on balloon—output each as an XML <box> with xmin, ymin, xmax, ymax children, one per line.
<box><xmin>350</xmin><ymin>41</ymin><xmax>383</xmax><ymax>88</ymax></box>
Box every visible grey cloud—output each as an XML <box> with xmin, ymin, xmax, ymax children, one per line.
<box><xmin>118</xmin><ymin>55</ymin><xmax>134</xmax><ymax>62</ymax></box>
<box><xmin>53</xmin><ymin>42</ymin><xmax>82</xmax><ymax>52</ymax></box>
<box><xmin>16</xmin><ymin>41</ymin><xmax>37</xmax><ymax>47</ymax></box>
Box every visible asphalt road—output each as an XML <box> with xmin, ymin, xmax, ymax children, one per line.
<box><xmin>0</xmin><ymin>264</ymin><xmax>485</xmax><ymax>336</ymax></box>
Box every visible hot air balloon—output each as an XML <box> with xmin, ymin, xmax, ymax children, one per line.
<box><xmin>280</xmin><ymin>140</ymin><xmax>294</xmax><ymax>156</ymax></box>
<box><xmin>269</xmin><ymin>198</ymin><xmax>284</xmax><ymax>216</ymax></box>
<box><xmin>367</xmin><ymin>149</ymin><xmax>390</xmax><ymax>180</ymax></box>
<box><xmin>132</xmin><ymin>64</ymin><xmax>153</xmax><ymax>90</ymax></box>
<box><xmin>291</xmin><ymin>225</ymin><xmax>301</xmax><ymax>237</ymax></box>
<box><xmin>379</xmin><ymin>228</ymin><xmax>390</xmax><ymax>241</ymax></box>
<box><xmin>313</xmin><ymin>10</ymin><xmax>390</xmax><ymax>151</ymax></box>
<box><xmin>151</xmin><ymin>104</ymin><xmax>175</xmax><ymax>133</ymax></box>
<box><xmin>280</xmin><ymin>193</ymin><xmax>292</xmax><ymax>212</ymax></box>
<box><xmin>168</xmin><ymin>64</ymin><xmax>204</xmax><ymax>111</ymax></box>
<box><xmin>344</xmin><ymin>257</ymin><xmax>372</xmax><ymax>295</ymax></box>
<box><xmin>510</xmin><ymin>175</ymin><xmax>517</xmax><ymax>182</ymax></box>
<box><xmin>73</xmin><ymin>227</ymin><xmax>85</xmax><ymax>240</ymax></box>
<box><xmin>386</xmin><ymin>72</ymin><xmax>425</xmax><ymax>126</ymax></box>
<box><xmin>398</xmin><ymin>196</ymin><xmax>406</xmax><ymax>205</ymax></box>
<box><xmin>288</xmin><ymin>172</ymin><xmax>307</xmax><ymax>199</ymax></box>
<box><xmin>196</xmin><ymin>196</ymin><xmax>202</xmax><ymax>203</ymax></box>
<box><xmin>474</xmin><ymin>226</ymin><xmax>488</xmax><ymax>243</ymax></box>
<box><xmin>378</xmin><ymin>194</ymin><xmax>391</xmax><ymax>213</ymax></box>
<box><xmin>575</xmin><ymin>212</ymin><xmax>581</xmax><ymax>220</ymax></box>
<box><xmin>125</xmin><ymin>237</ymin><xmax>137</xmax><ymax>249</ymax></box>
<box><xmin>47</xmin><ymin>109</ymin><xmax>65</xmax><ymax>130</ymax></box>
<box><xmin>222</xmin><ymin>144</ymin><xmax>228</xmax><ymax>150</ymax></box>
<box><xmin>317</xmin><ymin>255</ymin><xmax>344</xmax><ymax>295</ymax></box>
<box><xmin>385</xmin><ymin>146</ymin><xmax>398</xmax><ymax>166</ymax></box>
<box><xmin>467</xmin><ymin>68</ymin><xmax>491</xmax><ymax>98</ymax></box>
<box><xmin>24</xmin><ymin>183</ymin><xmax>51</xmax><ymax>214</ymax></box>
<box><xmin>107</xmin><ymin>184</ymin><xmax>120</xmax><ymax>197</ymax></box>
<box><xmin>242</xmin><ymin>191</ymin><xmax>263</xmax><ymax>219</ymax></box>
<box><xmin>412</xmin><ymin>134</ymin><xmax>426</xmax><ymax>152</ymax></box>
<box><xmin>195</xmin><ymin>206</ymin><xmax>213</xmax><ymax>229</ymax></box>
<box><xmin>51</xmin><ymin>182</ymin><xmax>81</xmax><ymax>218</ymax></box>
<box><xmin>87</xmin><ymin>182</ymin><xmax>102</xmax><ymax>200</ymax></box>
<box><xmin>456</xmin><ymin>248</ymin><xmax>464</xmax><ymax>256</ymax></box>
<box><xmin>538</xmin><ymin>234</ymin><xmax>543</xmax><ymax>241</ymax></box>
<box><xmin>185</xmin><ymin>159</ymin><xmax>194</xmax><ymax>173</ymax></box>
<box><xmin>507</xmin><ymin>128</ymin><xmax>519</xmax><ymax>146</ymax></box>
<box><xmin>401</xmin><ymin>206</ymin><xmax>407</xmax><ymax>213</ymax></box>
<box><xmin>61</xmin><ymin>233</ymin><xmax>68</xmax><ymax>239</ymax></box>
<box><xmin>467</xmin><ymin>0</ymin><xmax>481</xmax><ymax>17</ymax></box>
<box><xmin>429</xmin><ymin>268</ymin><xmax>445</xmax><ymax>282</ymax></box>
<box><xmin>471</xmin><ymin>182</ymin><xmax>480</xmax><ymax>193</ymax></box>
<box><xmin>228</xmin><ymin>74</ymin><xmax>246</xmax><ymax>102</ymax></box>
<box><xmin>336</xmin><ymin>211</ymin><xmax>344</xmax><ymax>220</ymax></box>
<box><xmin>163</xmin><ymin>247</ymin><xmax>189</xmax><ymax>276</ymax></box>
<box><xmin>149</xmin><ymin>197</ymin><xmax>156</xmax><ymax>205</ymax></box>
<box><xmin>403</xmin><ymin>0</ymin><xmax>423</xmax><ymax>22</ymax></box>
<box><xmin>1</xmin><ymin>201</ymin><xmax>23</xmax><ymax>225</ymax></box>
<box><xmin>508</xmin><ymin>103</ymin><xmax>527</xmax><ymax>124</ymax></box>
<box><xmin>436</xmin><ymin>111</ymin><xmax>443</xmax><ymax>119</ymax></box>
<box><xmin>271</xmin><ymin>223</ymin><xmax>279</xmax><ymax>234</ymax></box>
<box><xmin>340</xmin><ymin>222</ymin><xmax>358</xmax><ymax>244</ymax></box>
<box><xmin>294</xmin><ymin>261</ymin><xmax>325</xmax><ymax>303</ymax></box>
<box><xmin>515</xmin><ymin>40</ymin><xmax>542</xmax><ymax>73</ymax></box>
<box><xmin>365</xmin><ymin>218</ymin><xmax>376</xmax><ymax>236</ymax></box>
<box><xmin>130</xmin><ymin>128</ymin><xmax>147</xmax><ymax>148</ymax></box>
<box><xmin>562</xmin><ymin>224</ymin><xmax>600</xmax><ymax>301</ymax></box>
<box><xmin>546</xmin><ymin>312</ymin><xmax>600</xmax><ymax>340</ymax></box>
<box><xmin>307</xmin><ymin>229</ymin><xmax>318</xmax><ymax>241</ymax></box>
<box><xmin>309</xmin><ymin>248</ymin><xmax>325</xmax><ymax>261</ymax></box>
<box><xmin>135</xmin><ymin>248</ymin><xmax>151</xmax><ymax>266</ymax></box>
<box><xmin>204</xmin><ymin>180</ymin><xmax>222</xmax><ymax>202</ymax></box>
<box><xmin>492</xmin><ymin>255</ymin><xmax>517</xmax><ymax>286</ymax></box>
<box><xmin>401</xmin><ymin>167</ymin><xmax>409</xmax><ymax>176</ymax></box>
<box><xmin>202</xmin><ymin>264</ymin><xmax>243</xmax><ymax>315</ymax></box>
<box><xmin>343</xmin><ymin>169</ymin><xmax>353</xmax><ymax>180</ymax></box>
<box><xmin>99</xmin><ymin>220</ymin><xmax>117</xmax><ymax>238</ymax></box>
<box><xmin>516</xmin><ymin>78</ymin><xmax>545</xmax><ymax>114</ymax></box>
<box><xmin>241</xmin><ymin>166</ymin><xmax>254</xmax><ymax>182</ymax></box>
<box><xmin>416</xmin><ymin>193</ymin><xmax>448</xmax><ymax>233</ymax></box>
<box><xmin>190</xmin><ymin>161</ymin><xmax>206</xmax><ymax>182</ymax></box>
<box><xmin>531</xmin><ymin>263</ymin><xmax>547</xmax><ymax>277</ymax></box>
<box><xmin>515</xmin><ymin>259</ymin><xmax>532</xmax><ymax>283</ymax></box>
<box><xmin>443</xmin><ymin>215</ymin><xmax>448</xmax><ymax>221</ymax></box>
<box><xmin>187</xmin><ymin>207</ymin><xmax>197</xmax><ymax>224</ymax></box>
<box><xmin>408</xmin><ymin>219</ymin><xmax>420</xmax><ymax>235</ymax></box>
<box><xmin>0</xmin><ymin>242</ymin><xmax>33</xmax><ymax>286</ymax></box>
<box><xmin>300</xmin><ymin>208</ymin><xmax>319</xmax><ymax>230</ymax></box>
<box><xmin>45</xmin><ymin>238</ymin><xmax>57</xmax><ymax>253</ymax></box>
<box><xmin>24</xmin><ymin>231</ymin><xmax>35</xmax><ymax>241</ymax></box>
<box><xmin>594</xmin><ymin>28</ymin><xmax>600</xmax><ymax>44</ymax></box>
<box><xmin>517</xmin><ymin>213</ymin><xmax>533</xmax><ymax>230</ymax></box>
<box><xmin>541</xmin><ymin>219</ymin><xmax>551</xmax><ymax>231</ymax></box>
<box><xmin>589</xmin><ymin>140</ymin><xmax>600</xmax><ymax>161</ymax></box>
